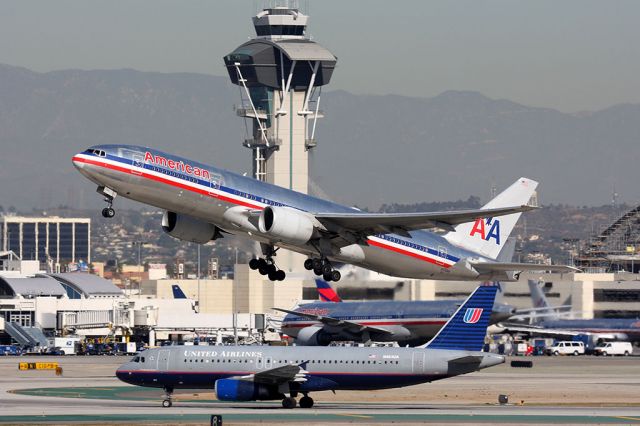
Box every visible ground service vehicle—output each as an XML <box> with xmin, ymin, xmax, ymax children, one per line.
<box><xmin>594</xmin><ymin>341</ymin><xmax>632</xmax><ymax>356</ymax></box>
<box><xmin>546</xmin><ymin>341</ymin><xmax>585</xmax><ymax>356</ymax></box>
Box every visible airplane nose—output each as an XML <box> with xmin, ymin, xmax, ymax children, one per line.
<box><xmin>71</xmin><ymin>154</ymin><xmax>85</xmax><ymax>170</ymax></box>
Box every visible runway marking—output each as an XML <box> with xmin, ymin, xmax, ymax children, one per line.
<box><xmin>616</xmin><ymin>416</ymin><xmax>640</xmax><ymax>422</ymax></box>
<box><xmin>335</xmin><ymin>413</ymin><xmax>373</xmax><ymax>419</ymax></box>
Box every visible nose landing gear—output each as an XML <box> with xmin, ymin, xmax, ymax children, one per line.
<box><xmin>304</xmin><ymin>257</ymin><xmax>341</xmax><ymax>282</ymax></box>
<box><xmin>161</xmin><ymin>386</ymin><xmax>173</xmax><ymax>407</ymax></box>
<box><xmin>97</xmin><ymin>186</ymin><xmax>117</xmax><ymax>218</ymax></box>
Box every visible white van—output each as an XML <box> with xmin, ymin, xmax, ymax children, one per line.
<box><xmin>545</xmin><ymin>341</ymin><xmax>585</xmax><ymax>356</ymax></box>
<box><xmin>593</xmin><ymin>341</ymin><xmax>633</xmax><ymax>356</ymax></box>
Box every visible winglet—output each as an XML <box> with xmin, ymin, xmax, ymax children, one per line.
<box><xmin>424</xmin><ymin>285</ymin><xmax>498</xmax><ymax>352</ymax></box>
<box><xmin>315</xmin><ymin>279</ymin><xmax>342</xmax><ymax>302</ymax></box>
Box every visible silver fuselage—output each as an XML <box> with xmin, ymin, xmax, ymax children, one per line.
<box><xmin>116</xmin><ymin>345</ymin><xmax>504</xmax><ymax>393</ymax></box>
<box><xmin>72</xmin><ymin>145</ymin><xmax>498</xmax><ymax>280</ymax></box>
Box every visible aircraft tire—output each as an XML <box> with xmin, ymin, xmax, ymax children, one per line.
<box><xmin>268</xmin><ymin>271</ymin><xmax>278</xmax><ymax>281</ymax></box>
<box><xmin>249</xmin><ymin>259</ymin><xmax>260</xmax><ymax>270</ymax></box>
<box><xmin>282</xmin><ymin>397</ymin><xmax>297</xmax><ymax>409</ymax></box>
<box><xmin>330</xmin><ymin>270</ymin><xmax>341</xmax><ymax>282</ymax></box>
<box><xmin>304</xmin><ymin>259</ymin><xmax>314</xmax><ymax>270</ymax></box>
<box><xmin>162</xmin><ymin>399</ymin><xmax>172</xmax><ymax>408</ymax></box>
<box><xmin>257</xmin><ymin>258</ymin><xmax>268</xmax><ymax>269</ymax></box>
<box><xmin>313</xmin><ymin>267</ymin><xmax>323</xmax><ymax>276</ymax></box>
<box><xmin>258</xmin><ymin>268</ymin><xmax>268</xmax><ymax>276</ymax></box>
<box><xmin>102</xmin><ymin>208</ymin><xmax>115</xmax><ymax>218</ymax></box>
<box><xmin>322</xmin><ymin>272</ymin><xmax>333</xmax><ymax>282</ymax></box>
<box><xmin>321</xmin><ymin>264</ymin><xmax>333</xmax><ymax>275</ymax></box>
<box><xmin>275</xmin><ymin>270</ymin><xmax>286</xmax><ymax>281</ymax></box>
<box><xmin>299</xmin><ymin>396</ymin><xmax>314</xmax><ymax>408</ymax></box>
<box><xmin>311</xmin><ymin>258</ymin><xmax>323</xmax><ymax>270</ymax></box>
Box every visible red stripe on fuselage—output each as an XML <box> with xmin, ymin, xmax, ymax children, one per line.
<box><xmin>74</xmin><ymin>155</ymin><xmax>450</xmax><ymax>267</ymax></box>
<box><xmin>367</xmin><ymin>239</ymin><xmax>451</xmax><ymax>269</ymax></box>
<box><xmin>282</xmin><ymin>320</ymin><xmax>447</xmax><ymax>329</ymax></box>
<box><xmin>72</xmin><ymin>156</ymin><xmax>263</xmax><ymax>210</ymax></box>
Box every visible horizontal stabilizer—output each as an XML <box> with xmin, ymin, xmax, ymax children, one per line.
<box><xmin>448</xmin><ymin>355</ymin><xmax>484</xmax><ymax>365</ymax></box>
<box><xmin>471</xmin><ymin>262</ymin><xmax>580</xmax><ymax>274</ymax></box>
<box><xmin>275</xmin><ymin>308</ymin><xmax>393</xmax><ymax>335</ymax></box>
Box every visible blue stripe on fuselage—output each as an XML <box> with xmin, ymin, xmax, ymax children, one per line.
<box><xmin>86</xmin><ymin>145</ymin><xmax>475</xmax><ymax>264</ymax></box>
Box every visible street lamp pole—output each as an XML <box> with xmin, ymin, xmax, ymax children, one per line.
<box><xmin>197</xmin><ymin>244</ymin><xmax>201</xmax><ymax>313</ymax></box>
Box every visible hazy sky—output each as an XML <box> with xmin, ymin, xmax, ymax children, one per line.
<box><xmin>1</xmin><ymin>0</ymin><xmax>638</xmax><ymax>112</ymax></box>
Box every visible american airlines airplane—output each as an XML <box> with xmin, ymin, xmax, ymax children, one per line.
<box><xmin>116</xmin><ymin>285</ymin><xmax>503</xmax><ymax>409</ymax></box>
<box><xmin>72</xmin><ymin>145</ymin><xmax>575</xmax><ymax>282</ymax></box>
<box><xmin>278</xmin><ymin>280</ymin><xmax>514</xmax><ymax>346</ymax></box>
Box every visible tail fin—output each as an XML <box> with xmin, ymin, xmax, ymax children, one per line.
<box><xmin>528</xmin><ymin>279</ymin><xmax>551</xmax><ymax>311</ymax></box>
<box><xmin>172</xmin><ymin>284</ymin><xmax>187</xmax><ymax>299</ymax></box>
<box><xmin>445</xmin><ymin>178</ymin><xmax>538</xmax><ymax>260</ymax></box>
<box><xmin>315</xmin><ymin>279</ymin><xmax>342</xmax><ymax>302</ymax></box>
<box><xmin>424</xmin><ymin>285</ymin><xmax>498</xmax><ymax>352</ymax></box>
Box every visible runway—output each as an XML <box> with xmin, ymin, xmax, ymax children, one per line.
<box><xmin>1</xmin><ymin>355</ymin><xmax>639</xmax><ymax>424</ymax></box>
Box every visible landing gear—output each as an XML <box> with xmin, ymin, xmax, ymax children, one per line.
<box><xmin>282</xmin><ymin>396</ymin><xmax>297</xmax><ymax>409</ymax></box>
<box><xmin>101</xmin><ymin>207</ymin><xmax>115</xmax><ymax>218</ymax></box>
<box><xmin>249</xmin><ymin>245</ymin><xmax>286</xmax><ymax>281</ymax></box>
<box><xmin>97</xmin><ymin>186</ymin><xmax>117</xmax><ymax>218</ymax></box>
<box><xmin>299</xmin><ymin>395</ymin><xmax>314</xmax><ymax>408</ymax></box>
<box><xmin>305</xmin><ymin>257</ymin><xmax>341</xmax><ymax>282</ymax></box>
<box><xmin>161</xmin><ymin>386</ymin><xmax>173</xmax><ymax>408</ymax></box>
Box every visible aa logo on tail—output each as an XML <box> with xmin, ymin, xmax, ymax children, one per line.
<box><xmin>463</xmin><ymin>308</ymin><xmax>483</xmax><ymax>324</ymax></box>
<box><xmin>469</xmin><ymin>218</ymin><xmax>501</xmax><ymax>245</ymax></box>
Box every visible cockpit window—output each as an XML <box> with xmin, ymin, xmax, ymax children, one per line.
<box><xmin>85</xmin><ymin>149</ymin><xmax>107</xmax><ymax>157</ymax></box>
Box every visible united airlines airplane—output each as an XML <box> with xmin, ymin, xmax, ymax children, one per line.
<box><xmin>72</xmin><ymin>145</ymin><xmax>576</xmax><ymax>282</ymax></box>
<box><xmin>116</xmin><ymin>286</ymin><xmax>503</xmax><ymax>409</ymax></box>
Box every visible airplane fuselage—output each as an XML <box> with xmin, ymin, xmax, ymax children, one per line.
<box><xmin>282</xmin><ymin>300</ymin><xmax>515</xmax><ymax>346</ymax></box>
<box><xmin>116</xmin><ymin>345</ymin><xmax>504</xmax><ymax>393</ymax></box>
<box><xmin>72</xmin><ymin>145</ymin><xmax>497</xmax><ymax>280</ymax></box>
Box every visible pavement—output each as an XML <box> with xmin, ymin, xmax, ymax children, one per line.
<box><xmin>0</xmin><ymin>355</ymin><xmax>639</xmax><ymax>425</ymax></box>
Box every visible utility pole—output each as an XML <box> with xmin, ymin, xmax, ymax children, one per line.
<box><xmin>133</xmin><ymin>241</ymin><xmax>146</xmax><ymax>298</ymax></box>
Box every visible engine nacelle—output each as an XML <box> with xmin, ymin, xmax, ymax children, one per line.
<box><xmin>258</xmin><ymin>206</ymin><xmax>316</xmax><ymax>245</ymax></box>
<box><xmin>295</xmin><ymin>326</ymin><xmax>334</xmax><ymax>346</ymax></box>
<box><xmin>162</xmin><ymin>211</ymin><xmax>220</xmax><ymax>244</ymax></box>
<box><xmin>215</xmin><ymin>378</ymin><xmax>280</xmax><ymax>401</ymax></box>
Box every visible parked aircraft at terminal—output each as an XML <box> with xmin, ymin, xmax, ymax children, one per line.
<box><xmin>116</xmin><ymin>285</ymin><xmax>503</xmax><ymax>409</ymax></box>
<box><xmin>501</xmin><ymin>280</ymin><xmax>640</xmax><ymax>343</ymax></box>
<box><xmin>72</xmin><ymin>145</ymin><xmax>576</xmax><ymax>282</ymax></box>
<box><xmin>278</xmin><ymin>279</ymin><xmax>515</xmax><ymax>346</ymax></box>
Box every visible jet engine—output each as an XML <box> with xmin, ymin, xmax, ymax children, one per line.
<box><xmin>161</xmin><ymin>211</ymin><xmax>221</xmax><ymax>244</ymax></box>
<box><xmin>215</xmin><ymin>378</ymin><xmax>280</xmax><ymax>401</ymax></box>
<box><xmin>295</xmin><ymin>326</ymin><xmax>334</xmax><ymax>346</ymax></box>
<box><xmin>258</xmin><ymin>206</ymin><xmax>316</xmax><ymax>245</ymax></box>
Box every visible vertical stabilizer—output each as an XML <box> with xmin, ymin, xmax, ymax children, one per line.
<box><xmin>314</xmin><ymin>279</ymin><xmax>342</xmax><ymax>302</ymax></box>
<box><xmin>445</xmin><ymin>178</ymin><xmax>538</xmax><ymax>260</ymax></box>
<box><xmin>172</xmin><ymin>284</ymin><xmax>187</xmax><ymax>299</ymax></box>
<box><xmin>424</xmin><ymin>285</ymin><xmax>498</xmax><ymax>351</ymax></box>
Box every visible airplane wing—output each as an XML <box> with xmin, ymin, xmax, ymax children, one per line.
<box><xmin>470</xmin><ymin>262</ymin><xmax>580</xmax><ymax>274</ymax></box>
<box><xmin>234</xmin><ymin>364</ymin><xmax>307</xmax><ymax>385</ymax></box>
<box><xmin>499</xmin><ymin>323</ymin><xmax>582</xmax><ymax>337</ymax></box>
<box><xmin>275</xmin><ymin>308</ymin><xmax>394</xmax><ymax>335</ymax></box>
<box><xmin>314</xmin><ymin>205</ymin><xmax>536</xmax><ymax>238</ymax></box>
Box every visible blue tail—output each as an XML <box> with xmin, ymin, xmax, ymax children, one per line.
<box><xmin>314</xmin><ymin>279</ymin><xmax>342</xmax><ymax>302</ymax></box>
<box><xmin>425</xmin><ymin>285</ymin><xmax>498</xmax><ymax>351</ymax></box>
<box><xmin>172</xmin><ymin>284</ymin><xmax>187</xmax><ymax>299</ymax></box>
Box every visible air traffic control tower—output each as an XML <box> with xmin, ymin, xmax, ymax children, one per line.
<box><xmin>224</xmin><ymin>2</ymin><xmax>337</xmax><ymax>194</ymax></box>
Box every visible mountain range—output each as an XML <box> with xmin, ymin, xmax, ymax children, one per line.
<box><xmin>1</xmin><ymin>63</ymin><xmax>638</xmax><ymax>211</ymax></box>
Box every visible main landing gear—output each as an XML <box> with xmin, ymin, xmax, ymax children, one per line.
<box><xmin>304</xmin><ymin>258</ymin><xmax>341</xmax><ymax>282</ymax></box>
<box><xmin>249</xmin><ymin>245</ymin><xmax>286</xmax><ymax>281</ymax></box>
<box><xmin>161</xmin><ymin>386</ymin><xmax>173</xmax><ymax>407</ymax></box>
<box><xmin>281</xmin><ymin>394</ymin><xmax>314</xmax><ymax>409</ymax></box>
<box><xmin>249</xmin><ymin>258</ymin><xmax>286</xmax><ymax>281</ymax></box>
<box><xmin>97</xmin><ymin>185</ymin><xmax>117</xmax><ymax>218</ymax></box>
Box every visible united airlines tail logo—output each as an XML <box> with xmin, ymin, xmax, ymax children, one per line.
<box><xmin>463</xmin><ymin>308</ymin><xmax>483</xmax><ymax>324</ymax></box>
<box><xmin>469</xmin><ymin>218</ymin><xmax>501</xmax><ymax>245</ymax></box>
